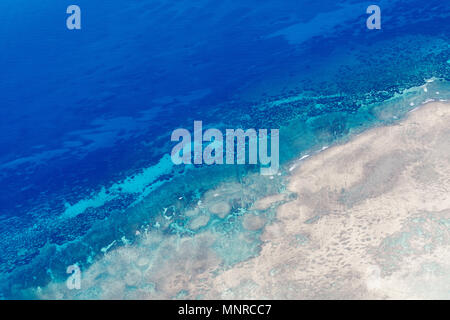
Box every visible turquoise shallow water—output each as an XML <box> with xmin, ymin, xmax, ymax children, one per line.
<box><xmin>34</xmin><ymin>79</ymin><xmax>450</xmax><ymax>299</ymax></box>
<box><xmin>0</xmin><ymin>1</ymin><xmax>449</xmax><ymax>298</ymax></box>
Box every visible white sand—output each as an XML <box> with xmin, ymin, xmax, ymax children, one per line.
<box><xmin>203</xmin><ymin>101</ymin><xmax>450</xmax><ymax>299</ymax></box>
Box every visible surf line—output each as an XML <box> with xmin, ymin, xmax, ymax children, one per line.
<box><xmin>170</xmin><ymin>121</ymin><xmax>279</xmax><ymax>175</ymax></box>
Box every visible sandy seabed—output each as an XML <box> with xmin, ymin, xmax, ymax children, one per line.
<box><xmin>207</xmin><ymin>101</ymin><xmax>450</xmax><ymax>299</ymax></box>
<box><xmin>38</xmin><ymin>101</ymin><xmax>450</xmax><ymax>299</ymax></box>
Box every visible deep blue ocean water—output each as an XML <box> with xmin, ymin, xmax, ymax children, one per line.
<box><xmin>0</xmin><ymin>0</ymin><xmax>449</xmax><ymax>298</ymax></box>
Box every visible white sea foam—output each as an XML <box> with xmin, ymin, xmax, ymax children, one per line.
<box><xmin>289</xmin><ymin>154</ymin><xmax>310</xmax><ymax>171</ymax></box>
